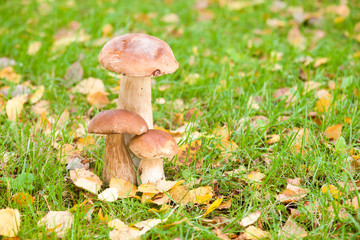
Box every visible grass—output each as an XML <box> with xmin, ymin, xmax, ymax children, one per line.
<box><xmin>1</xmin><ymin>0</ymin><xmax>360</xmax><ymax>239</ymax></box>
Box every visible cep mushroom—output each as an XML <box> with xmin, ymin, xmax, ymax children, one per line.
<box><xmin>129</xmin><ymin>129</ymin><xmax>178</xmax><ymax>184</ymax></box>
<box><xmin>98</xmin><ymin>33</ymin><xmax>179</xmax><ymax>129</ymax></box>
<box><xmin>88</xmin><ymin>109</ymin><xmax>148</xmax><ymax>184</ymax></box>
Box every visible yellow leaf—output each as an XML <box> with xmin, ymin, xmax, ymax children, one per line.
<box><xmin>109</xmin><ymin>178</ymin><xmax>137</xmax><ymax>198</ymax></box>
<box><xmin>27</xmin><ymin>41</ymin><xmax>42</xmax><ymax>55</ymax></box>
<box><xmin>169</xmin><ymin>185</ymin><xmax>190</xmax><ymax>204</ymax></box>
<box><xmin>0</xmin><ymin>66</ymin><xmax>21</xmax><ymax>83</ymax></box>
<box><xmin>72</xmin><ymin>77</ymin><xmax>107</xmax><ymax>95</ymax></box>
<box><xmin>70</xmin><ymin>168</ymin><xmax>103</xmax><ymax>194</ymax></box>
<box><xmin>98</xmin><ymin>208</ymin><xmax>109</xmax><ymax>223</ymax></box>
<box><xmin>98</xmin><ymin>188</ymin><xmax>119</xmax><ymax>202</ymax></box>
<box><xmin>266</xmin><ymin>134</ymin><xmax>280</xmax><ymax>144</ymax></box>
<box><xmin>87</xmin><ymin>91</ymin><xmax>109</xmax><ymax>108</ymax></box>
<box><xmin>244</xmin><ymin>226</ymin><xmax>270</xmax><ymax>240</ymax></box>
<box><xmin>177</xmin><ymin>140</ymin><xmax>202</xmax><ymax>167</ymax></box>
<box><xmin>12</xmin><ymin>192</ymin><xmax>34</xmax><ymax>207</ymax></box>
<box><xmin>324</xmin><ymin>124</ymin><xmax>342</xmax><ymax>142</ymax></box>
<box><xmin>246</xmin><ymin>171</ymin><xmax>265</xmax><ymax>182</ymax></box>
<box><xmin>108</xmin><ymin>219</ymin><xmax>128</xmax><ymax>230</ymax></box>
<box><xmin>137</xmin><ymin>183</ymin><xmax>159</xmax><ymax>194</ymax></box>
<box><xmin>334</xmin><ymin>16</ymin><xmax>345</xmax><ymax>24</ymax></box>
<box><xmin>76</xmin><ymin>136</ymin><xmax>96</xmax><ymax>149</ymax></box>
<box><xmin>0</xmin><ymin>208</ymin><xmax>21</xmax><ymax>237</ymax></box>
<box><xmin>6</xmin><ymin>97</ymin><xmax>24</xmax><ymax>121</ymax></box>
<box><xmin>321</xmin><ymin>184</ymin><xmax>342</xmax><ymax>199</ymax></box>
<box><xmin>37</xmin><ymin>211</ymin><xmax>73</xmax><ymax>238</ymax></box>
<box><xmin>314</xmin><ymin>57</ymin><xmax>329</xmax><ymax>68</ymax></box>
<box><xmin>287</xmin><ymin>26</ymin><xmax>305</xmax><ymax>49</ymax></box>
<box><xmin>276</xmin><ymin>184</ymin><xmax>309</xmax><ymax>203</ymax></box>
<box><xmin>315</xmin><ymin>97</ymin><xmax>332</xmax><ymax>113</ymax></box>
<box><xmin>29</xmin><ymin>85</ymin><xmax>45</xmax><ymax>104</ymax></box>
<box><xmin>56</xmin><ymin>109</ymin><xmax>70</xmax><ymax>128</ymax></box>
<box><xmin>188</xmin><ymin>186</ymin><xmax>213</xmax><ymax>204</ymax></box>
<box><xmin>102</xmin><ymin>24</ymin><xmax>113</xmax><ymax>37</ymax></box>
<box><xmin>203</xmin><ymin>198</ymin><xmax>223</xmax><ymax>217</ymax></box>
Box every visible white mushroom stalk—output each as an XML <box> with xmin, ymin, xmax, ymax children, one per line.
<box><xmin>138</xmin><ymin>158</ymin><xmax>165</xmax><ymax>184</ymax></box>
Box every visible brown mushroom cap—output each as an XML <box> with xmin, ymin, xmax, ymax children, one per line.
<box><xmin>88</xmin><ymin>109</ymin><xmax>148</xmax><ymax>135</ymax></box>
<box><xmin>98</xmin><ymin>33</ymin><xmax>179</xmax><ymax>77</ymax></box>
<box><xmin>129</xmin><ymin>129</ymin><xmax>178</xmax><ymax>158</ymax></box>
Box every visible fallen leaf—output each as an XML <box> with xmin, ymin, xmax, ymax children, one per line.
<box><xmin>203</xmin><ymin>198</ymin><xmax>223</xmax><ymax>217</ymax></box>
<box><xmin>52</xmin><ymin>27</ymin><xmax>90</xmax><ymax>51</ymax></box>
<box><xmin>187</xmin><ymin>186</ymin><xmax>213</xmax><ymax>204</ymax></box>
<box><xmin>6</xmin><ymin>97</ymin><xmax>25</xmax><ymax>121</ymax></box>
<box><xmin>27</xmin><ymin>41</ymin><xmax>42</xmax><ymax>55</ymax></box>
<box><xmin>76</xmin><ymin>136</ymin><xmax>96</xmax><ymax>149</ymax></box>
<box><xmin>276</xmin><ymin>184</ymin><xmax>308</xmax><ymax>203</ymax></box>
<box><xmin>29</xmin><ymin>85</ymin><xmax>45</xmax><ymax>104</ymax></box>
<box><xmin>87</xmin><ymin>91</ymin><xmax>109</xmax><ymax>108</ymax></box>
<box><xmin>169</xmin><ymin>185</ymin><xmax>190</xmax><ymax>204</ymax></box>
<box><xmin>212</xmin><ymin>227</ymin><xmax>231</xmax><ymax>240</ymax></box>
<box><xmin>266</xmin><ymin>18</ymin><xmax>285</xmax><ymax>28</ymax></box>
<box><xmin>266</xmin><ymin>134</ymin><xmax>280</xmax><ymax>144</ymax></box>
<box><xmin>314</xmin><ymin>58</ymin><xmax>329</xmax><ymax>68</ymax></box>
<box><xmin>102</xmin><ymin>23</ymin><xmax>113</xmax><ymax>37</ymax></box>
<box><xmin>98</xmin><ymin>188</ymin><xmax>119</xmax><ymax>202</ymax></box>
<box><xmin>0</xmin><ymin>208</ymin><xmax>21</xmax><ymax>237</ymax></box>
<box><xmin>324</xmin><ymin>124</ymin><xmax>342</xmax><ymax>142</ymax></box>
<box><xmin>72</xmin><ymin>77</ymin><xmax>107</xmax><ymax>95</ymax></box>
<box><xmin>246</xmin><ymin>171</ymin><xmax>265</xmax><ymax>182</ymax></box>
<box><xmin>218</xmin><ymin>199</ymin><xmax>232</xmax><ymax>210</ymax></box>
<box><xmin>177</xmin><ymin>140</ymin><xmax>202</xmax><ymax>167</ymax></box>
<box><xmin>38</xmin><ymin>211</ymin><xmax>74</xmax><ymax>238</ymax></box>
<box><xmin>321</xmin><ymin>184</ymin><xmax>342</xmax><ymax>199</ymax></box>
<box><xmin>12</xmin><ymin>192</ymin><xmax>34</xmax><ymax>207</ymax></box>
<box><xmin>56</xmin><ymin>109</ymin><xmax>70</xmax><ymax>129</ymax></box>
<box><xmin>287</xmin><ymin>26</ymin><xmax>306</xmax><ymax>49</ymax></box>
<box><xmin>109</xmin><ymin>178</ymin><xmax>137</xmax><ymax>198</ymax></box>
<box><xmin>64</xmin><ymin>61</ymin><xmax>83</xmax><ymax>85</ymax></box>
<box><xmin>70</xmin><ymin>168</ymin><xmax>103</xmax><ymax>194</ymax></box>
<box><xmin>0</xmin><ymin>66</ymin><xmax>21</xmax><ymax>83</ymax></box>
<box><xmin>345</xmin><ymin>197</ymin><xmax>359</xmax><ymax>210</ymax></box>
<box><xmin>244</xmin><ymin>226</ymin><xmax>269</xmax><ymax>240</ymax></box>
<box><xmin>239</xmin><ymin>211</ymin><xmax>261</xmax><ymax>227</ymax></box>
<box><xmin>280</xmin><ymin>217</ymin><xmax>308</xmax><ymax>238</ymax></box>
<box><xmin>161</xmin><ymin>13</ymin><xmax>180</xmax><ymax>23</ymax></box>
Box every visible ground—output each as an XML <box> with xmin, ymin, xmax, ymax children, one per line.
<box><xmin>1</xmin><ymin>0</ymin><xmax>360</xmax><ymax>239</ymax></box>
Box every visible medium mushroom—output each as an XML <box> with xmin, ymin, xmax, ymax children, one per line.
<box><xmin>88</xmin><ymin>109</ymin><xmax>148</xmax><ymax>184</ymax></box>
<box><xmin>129</xmin><ymin>129</ymin><xmax>178</xmax><ymax>184</ymax></box>
<box><xmin>98</xmin><ymin>33</ymin><xmax>179</xmax><ymax>129</ymax></box>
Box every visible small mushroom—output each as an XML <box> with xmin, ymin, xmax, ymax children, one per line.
<box><xmin>129</xmin><ymin>129</ymin><xmax>178</xmax><ymax>184</ymax></box>
<box><xmin>88</xmin><ymin>109</ymin><xmax>148</xmax><ymax>184</ymax></box>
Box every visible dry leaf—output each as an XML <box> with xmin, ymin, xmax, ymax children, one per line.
<box><xmin>324</xmin><ymin>124</ymin><xmax>342</xmax><ymax>142</ymax></box>
<box><xmin>188</xmin><ymin>186</ymin><xmax>213</xmax><ymax>204</ymax></box>
<box><xmin>98</xmin><ymin>188</ymin><xmax>119</xmax><ymax>202</ymax></box>
<box><xmin>161</xmin><ymin>13</ymin><xmax>180</xmax><ymax>23</ymax></box>
<box><xmin>109</xmin><ymin>178</ymin><xmax>137</xmax><ymax>198</ymax></box>
<box><xmin>0</xmin><ymin>66</ymin><xmax>21</xmax><ymax>83</ymax></box>
<box><xmin>72</xmin><ymin>77</ymin><xmax>106</xmax><ymax>95</ymax></box>
<box><xmin>321</xmin><ymin>184</ymin><xmax>341</xmax><ymax>199</ymax></box>
<box><xmin>177</xmin><ymin>140</ymin><xmax>202</xmax><ymax>167</ymax></box>
<box><xmin>315</xmin><ymin>97</ymin><xmax>332</xmax><ymax>113</ymax></box>
<box><xmin>76</xmin><ymin>136</ymin><xmax>96</xmax><ymax>149</ymax></box>
<box><xmin>287</xmin><ymin>26</ymin><xmax>305</xmax><ymax>49</ymax></box>
<box><xmin>6</xmin><ymin>97</ymin><xmax>25</xmax><ymax>121</ymax></box>
<box><xmin>276</xmin><ymin>184</ymin><xmax>308</xmax><ymax>203</ymax></box>
<box><xmin>246</xmin><ymin>171</ymin><xmax>265</xmax><ymax>182</ymax></box>
<box><xmin>169</xmin><ymin>185</ymin><xmax>190</xmax><ymax>204</ymax></box>
<box><xmin>266</xmin><ymin>134</ymin><xmax>280</xmax><ymax>144</ymax></box>
<box><xmin>70</xmin><ymin>168</ymin><xmax>103</xmax><ymax>194</ymax></box>
<box><xmin>266</xmin><ymin>18</ymin><xmax>285</xmax><ymax>28</ymax></box>
<box><xmin>52</xmin><ymin>28</ymin><xmax>90</xmax><ymax>51</ymax></box>
<box><xmin>345</xmin><ymin>197</ymin><xmax>359</xmax><ymax>210</ymax></box>
<box><xmin>244</xmin><ymin>226</ymin><xmax>270</xmax><ymax>240</ymax></box>
<box><xmin>12</xmin><ymin>192</ymin><xmax>34</xmax><ymax>207</ymax></box>
<box><xmin>213</xmin><ymin>227</ymin><xmax>231</xmax><ymax>240</ymax></box>
<box><xmin>281</xmin><ymin>217</ymin><xmax>308</xmax><ymax>238</ymax></box>
<box><xmin>239</xmin><ymin>211</ymin><xmax>261</xmax><ymax>227</ymax></box>
<box><xmin>218</xmin><ymin>199</ymin><xmax>232</xmax><ymax>210</ymax></box>
<box><xmin>102</xmin><ymin>24</ymin><xmax>113</xmax><ymax>37</ymax></box>
<box><xmin>56</xmin><ymin>109</ymin><xmax>70</xmax><ymax>129</ymax></box>
<box><xmin>27</xmin><ymin>41</ymin><xmax>42</xmax><ymax>55</ymax></box>
<box><xmin>87</xmin><ymin>91</ymin><xmax>109</xmax><ymax>108</ymax></box>
<box><xmin>38</xmin><ymin>211</ymin><xmax>74</xmax><ymax>238</ymax></box>
<box><xmin>203</xmin><ymin>198</ymin><xmax>223</xmax><ymax>217</ymax></box>
<box><xmin>29</xmin><ymin>85</ymin><xmax>45</xmax><ymax>104</ymax></box>
<box><xmin>0</xmin><ymin>208</ymin><xmax>21</xmax><ymax>237</ymax></box>
<box><xmin>314</xmin><ymin>58</ymin><xmax>329</xmax><ymax>68</ymax></box>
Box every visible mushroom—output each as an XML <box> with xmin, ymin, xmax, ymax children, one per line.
<box><xmin>98</xmin><ymin>33</ymin><xmax>179</xmax><ymax>128</ymax></box>
<box><xmin>98</xmin><ymin>33</ymin><xmax>179</xmax><ymax>170</ymax></box>
<box><xmin>88</xmin><ymin>109</ymin><xmax>148</xmax><ymax>184</ymax></box>
<box><xmin>129</xmin><ymin>129</ymin><xmax>178</xmax><ymax>184</ymax></box>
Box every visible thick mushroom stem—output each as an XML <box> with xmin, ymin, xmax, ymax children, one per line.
<box><xmin>138</xmin><ymin>158</ymin><xmax>164</xmax><ymax>184</ymax></box>
<box><xmin>103</xmin><ymin>134</ymin><xmax>137</xmax><ymax>185</ymax></box>
<box><xmin>118</xmin><ymin>75</ymin><xmax>153</xmax><ymax>168</ymax></box>
<box><xmin>117</xmin><ymin>76</ymin><xmax>153</xmax><ymax>128</ymax></box>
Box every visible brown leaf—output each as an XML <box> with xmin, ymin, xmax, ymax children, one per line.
<box><xmin>314</xmin><ymin>58</ymin><xmax>329</xmax><ymax>68</ymax></box>
<box><xmin>64</xmin><ymin>61</ymin><xmax>83</xmax><ymax>85</ymax></box>
<box><xmin>324</xmin><ymin>124</ymin><xmax>342</xmax><ymax>142</ymax></box>
<box><xmin>110</xmin><ymin>178</ymin><xmax>137</xmax><ymax>198</ymax></box>
<box><xmin>87</xmin><ymin>91</ymin><xmax>110</xmax><ymax>108</ymax></box>
<box><xmin>177</xmin><ymin>140</ymin><xmax>202</xmax><ymax>167</ymax></box>
<box><xmin>276</xmin><ymin>184</ymin><xmax>308</xmax><ymax>203</ymax></box>
<box><xmin>244</xmin><ymin>226</ymin><xmax>269</xmax><ymax>240</ymax></box>
<box><xmin>12</xmin><ymin>192</ymin><xmax>34</xmax><ymax>207</ymax></box>
<box><xmin>287</xmin><ymin>26</ymin><xmax>305</xmax><ymax>49</ymax></box>
<box><xmin>281</xmin><ymin>217</ymin><xmax>308</xmax><ymax>238</ymax></box>
<box><xmin>213</xmin><ymin>227</ymin><xmax>231</xmax><ymax>240</ymax></box>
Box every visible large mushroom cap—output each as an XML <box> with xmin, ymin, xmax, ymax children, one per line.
<box><xmin>129</xmin><ymin>129</ymin><xmax>178</xmax><ymax>158</ymax></box>
<box><xmin>98</xmin><ymin>33</ymin><xmax>179</xmax><ymax>77</ymax></box>
<box><xmin>88</xmin><ymin>109</ymin><xmax>148</xmax><ymax>135</ymax></box>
